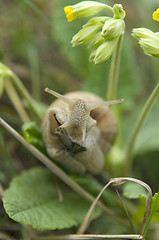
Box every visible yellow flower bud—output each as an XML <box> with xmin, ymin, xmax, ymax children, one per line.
<box><xmin>64</xmin><ymin>1</ymin><xmax>112</xmax><ymax>22</ymax></box>
<box><xmin>64</xmin><ymin>6</ymin><xmax>76</xmax><ymax>22</ymax></box>
<box><xmin>152</xmin><ymin>8</ymin><xmax>159</xmax><ymax>22</ymax></box>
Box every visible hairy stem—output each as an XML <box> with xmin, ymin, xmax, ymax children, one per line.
<box><xmin>125</xmin><ymin>82</ymin><xmax>159</xmax><ymax>174</ymax></box>
<box><xmin>107</xmin><ymin>35</ymin><xmax>123</xmax><ymax>100</ymax></box>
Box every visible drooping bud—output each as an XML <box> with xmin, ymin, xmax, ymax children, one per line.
<box><xmin>93</xmin><ymin>39</ymin><xmax>117</xmax><ymax>64</ymax></box>
<box><xmin>71</xmin><ymin>17</ymin><xmax>107</xmax><ymax>47</ymax></box>
<box><xmin>132</xmin><ymin>28</ymin><xmax>156</xmax><ymax>40</ymax></box>
<box><xmin>132</xmin><ymin>28</ymin><xmax>159</xmax><ymax>58</ymax></box>
<box><xmin>139</xmin><ymin>37</ymin><xmax>159</xmax><ymax>57</ymax></box>
<box><xmin>101</xmin><ymin>18</ymin><xmax>125</xmax><ymax>40</ymax></box>
<box><xmin>64</xmin><ymin>1</ymin><xmax>112</xmax><ymax>22</ymax></box>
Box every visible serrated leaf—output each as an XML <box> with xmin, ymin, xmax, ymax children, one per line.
<box><xmin>123</xmin><ymin>182</ymin><xmax>147</xmax><ymax>199</ymax></box>
<box><xmin>2</xmin><ymin>167</ymin><xmax>101</xmax><ymax>230</ymax></box>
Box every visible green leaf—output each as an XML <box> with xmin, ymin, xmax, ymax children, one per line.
<box><xmin>132</xmin><ymin>192</ymin><xmax>159</xmax><ymax>224</ymax></box>
<box><xmin>2</xmin><ymin>167</ymin><xmax>101</xmax><ymax>230</ymax></box>
<box><xmin>123</xmin><ymin>182</ymin><xmax>147</xmax><ymax>199</ymax></box>
<box><xmin>22</xmin><ymin>122</ymin><xmax>46</xmax><ymax>154</ymax></box>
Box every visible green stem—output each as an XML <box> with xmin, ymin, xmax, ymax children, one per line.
<box><xmin>125</xmin><ymin>83</ymin><xmax>159</xmax><ymax>174</ymax></box>
<box><xmin>107</xmin><ymin>35</ymin><xmax>123</xmax><ymax>100</ymax></box>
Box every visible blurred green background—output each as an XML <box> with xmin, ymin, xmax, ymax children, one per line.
<box><xmin>0</xmin><ymin>0</ymin><xmax>159</xmax><ymax>237</ymax></box>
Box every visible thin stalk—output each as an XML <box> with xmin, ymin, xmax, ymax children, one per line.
<box><xmin>37</xmin><ymin>234</ymin><xmax>143</xmax><ymax>240</ymax></box>
<box><xmin>4</xmin><ymin>79</ymin><xmax>31</xmax><ymax>123</ymax></box>
<box><xmin>107</xmin><ymin>35</ymin><xmax>123</xmax><ymax>100</ymax></box>
<box><xmin>10</xmin><ymin>72</ymin><xmax>42</xmax><ymax>122</ymax></box>
<box><xmin>0</xmin><ymin>117</ymin><xmax>129</xmax><ymax>227</ymax></box>
<box><xmin>125</xmin><ymin>82</ymin><xmax>159</xmax><ymax>174</ymax></box>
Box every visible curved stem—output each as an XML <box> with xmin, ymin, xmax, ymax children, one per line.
<box><xmin>125</xmin><ymin>82</ymin><xmax>159</xmax><ymax>174</ymax></box>
<box><xmin>106</xmin><ymin>35</ymin><xmax>123</xmax><ymax>100</ymax></box>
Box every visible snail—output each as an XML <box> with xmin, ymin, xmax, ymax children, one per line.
<box><xmin>42</xmin><ymin>88</ymin><xmax>123</xmax><ymax>175</ymax></box>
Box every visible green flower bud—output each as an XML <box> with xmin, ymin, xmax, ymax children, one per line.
<box><xmin>89</xmin><ymin>32</ymin><xmax>105</xmax><ymax>48</ymax></box>
<box><xmin>101</xmin><ymin>18</ymin><xmax>125</xmax><ymax>40</ymax></box>
<box><xmin>113</xmin><ymin>4</ymin><xmax>126</xmax><ymax>19</ymax></box>
<box><xmin>89</xmin><ymin>50</ymin><xmax>96</xmax><ymax>62</ymax></box>
<box><xmin>132</xmin><ymin>27</ymin><xmax>159</xmax><ymax>58</ymax></box>
<box><xmin>139</xmin><ymin>37</ymin><xmax>159</xmax><ymax>58</ymax></box>
<box><xmin>71</xmin><ymin>17</ymin><xmax>107</xmax><ymax>47</ymax></box>
<box><xmin>132</xmin><ymin>28</ymin><xmax>156</xmax><ymax>40</ymax></box>
<box><xmin>93</xmin><ymin>39</ymin><xmax>117</xmax><ymax>64</ymax></box>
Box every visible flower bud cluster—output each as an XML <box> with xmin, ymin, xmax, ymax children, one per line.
<box><xmin>64</xmin><ymin>1</ymin><xmax>125</xmax><ymax>64</ymax></box>
<box><xmin>132</xmin><ymin>28</ymin><xmax>159</xmax><ymax>58</ymax></box>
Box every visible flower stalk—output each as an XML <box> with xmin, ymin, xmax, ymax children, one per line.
<box><xmin>125</xmin><ymin>82</ymin><xmax>159</xmax><ymax>174</ymax></box>
<box><xmin>107</xmin><ymin>35</ymin><xmax>123</xmax><ymax>100</ymax></box>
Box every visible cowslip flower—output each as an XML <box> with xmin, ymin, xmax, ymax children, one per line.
<box><xmin>152</xmin><ymin>8</ymin><xmax>159</xmax><ymax>22</ymax></box>
<box><xmin>64</xmin><ymin>1</ymin><xmax>125</xmax><ymax>64</ymax></box>
<box><xmin>64</xmin><ymin>1</ymin><xmax>112</xmax><ymax>22</ymax></box>
<box><xmin>71</xmin><ymin>17</ymin><xmax>108</xmax><ymax>47</ymax></box>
